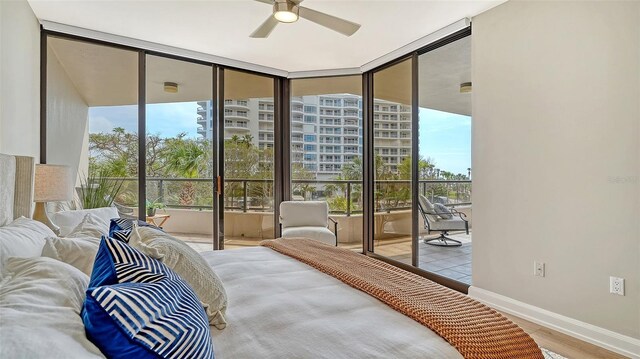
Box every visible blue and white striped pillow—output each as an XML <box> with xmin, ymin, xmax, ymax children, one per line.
<box><xmin>82</xmin><ymin>236</ymin><xmax>215</xmax><ymax>359</ymax></box>
<box><xmin>109</xmin><ymin>218</ymin><xmax>161</xmax><ymax>242</ymax></box>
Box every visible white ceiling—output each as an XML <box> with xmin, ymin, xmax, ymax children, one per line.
<box><xmin>28</xmin><ymin>0</ymin><xmax>502</xmax><ymax>73</ymax></box>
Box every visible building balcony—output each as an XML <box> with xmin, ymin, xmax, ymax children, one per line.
<box><xmin>224</xmin><ymin>112</ymin><xmax>249</xmax><ymax>119</ymax></box>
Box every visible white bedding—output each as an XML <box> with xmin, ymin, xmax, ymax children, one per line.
<box><xmin>204</xmin><ymin>247</ymin><xmax>463</xmax><ymax>359</ymax></box>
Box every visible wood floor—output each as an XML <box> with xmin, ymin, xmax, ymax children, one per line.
<box><xmin>502</xmin><ymin>313</ymin><xmax>629</xmax><ymax>359</ymax></box>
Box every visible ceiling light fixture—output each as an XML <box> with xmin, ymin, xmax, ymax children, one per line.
<box><xmin>164</xmin><ymin>82</ymin><xmax>178</xmax><ymax>93</ymax></box>
<box><xmin>460</xmin><ymin>82</ymin><xmax>472</xmax><ymax>93</ymax></box>
<box><xmin>273</xmin><ymin>0</ymin><xmax>299</xmax><ymax>23</ymax></box>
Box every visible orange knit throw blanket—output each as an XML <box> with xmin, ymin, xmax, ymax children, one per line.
<box><xmin>261</xmin><ymin>238</ymin><xmax>544</xmax><ymax>359</ymax></box>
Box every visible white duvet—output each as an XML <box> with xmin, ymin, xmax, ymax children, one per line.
<box><xmin>204</xmin><ymin>247</ymin><xmax>463</xmax><ymax>359</ymax></box>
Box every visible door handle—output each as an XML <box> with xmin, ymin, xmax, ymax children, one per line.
<box><xmin>216</xmin><ymin>176</ymin><xmax>222</xmax><ymax>195</ymax></box>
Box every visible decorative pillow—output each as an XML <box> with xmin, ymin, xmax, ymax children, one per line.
<box><xmin>66</xmin><ymin>213</ymin><xmax>110</xmax><ymax>239</ymax></box>
<box><xmin>109</xmin><ymin>218</ymin><xmax>161</xmax><ymax>242</ymax></box>
<box><xmin>83</xmin><ymin>237</ymin><xmax>215</xmax><ymax>359</ymax></box>
<box><xmin>41</xmin><ymin>236</ymin><xmax>100</xmax><ymax>276</ymax></box>
<box><xmin>0</xmin><ymin>217</ymin><xmax>55</xmax><ymax>278</ymax></box>
<box><xmin>52</xmin><ymin>207</ymin><xmax>119</xmax><ymax>237</ymax></box>
<box><xmin>418</xmin><ymin>195</ymin><xmax>436</xmax><ymax>215</ymax></box>
<box><xmin>131</xmin><ymin>225</ymin><xmax>228</xmax><ymax>329</ymax></box>
<box><xmin>433</xmin><ymin>203</ymin><xmax>453</xmax><ymax>219</ymax></box>
<box><xmin>0</xmin><ymin>257</ymin><xmax>104</xmax><ymax>358</ymax></box>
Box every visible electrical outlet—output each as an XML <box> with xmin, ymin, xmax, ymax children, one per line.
<box><xmin>534</xmin><ymin>262</ymin><xmax>545</xmax><ymax>277</ymax></box>
<box><xmin>610</xmin><ymin>277</ymin><xmax>625</xmax><ymax>296</ymax></box>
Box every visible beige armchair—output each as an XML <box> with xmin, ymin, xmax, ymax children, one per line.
<box><xmin>279</xmin><ymin>201</ymin><xmax>338</xmax><ymax>246</ymax></box>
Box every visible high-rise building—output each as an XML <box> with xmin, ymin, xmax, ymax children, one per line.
<box><xmin>197</xmin><ymin>95</ymin><xmax>411</xmax><ymax>178</ymax></box>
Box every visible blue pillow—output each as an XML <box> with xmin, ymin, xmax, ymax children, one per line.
<box><xmin>109</xmin><ymin>218</ymin><xmax>161</xmax><ymax>242</ymax></box>
<box><xmin>83</xmin><ymin>237</ymin><xmax>215</xmax><ymax>359</ymax></box>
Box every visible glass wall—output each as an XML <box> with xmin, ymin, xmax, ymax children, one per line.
<box><xmin>371</xmin><ymin>58</ymin><xmax>414</xmax><ymax>265</ymax></box>
<box><xmin>222</xmin><ymin>69</ymin><xmax>275</xmax><ymax>248</ymax></box>
<box><xmin>290</xmin><ymin>76</ymin><xmax>363</xmax><ymax>251</ymax></box>
<box><xmin>46</xmin><ymin>36</ymin><xmax>139</xmax><ymax>216</ymax></box>
<box><xmin>416</xmin><ymin>36</ymin><xmax>472</xmax><ymax>284</ymax></box>
<box><xmin>145</xmin><ymin>55</ymin><xmax>214</xmax><ymax>251</ymax></box>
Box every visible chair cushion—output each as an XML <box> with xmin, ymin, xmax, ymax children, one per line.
<box><xmin>429</xmin><ymin>217</ymin><xmax>467</xmax><ymax>231</ymax></box>
<box><xmin>282</xmin><ymin>226</ymin><xmax>336</xmax><ymax>246</ymax></box>
<box><xmin>418</xmin><ymin>195</ymin><xmax>435</xmax><ymax>214</ymax></box>
<box><xmin>433</xmin><ymin>203</ymin><xmax>453</xmax><ymax>219</ymax></box>
<box><xmin>280</xmin><ymin>201</ymin><xmax>328</xmax><ymax>228</ymax></box>
<box><xmin>83</xmin><ymin>237</ymin><xmax>215</xmax><ymax>359</ymax></box>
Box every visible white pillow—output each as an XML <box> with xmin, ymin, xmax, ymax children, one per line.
<box><xmin>0</xmin><ymin>217</ymin><xmax>55</xmax><ymax>278</ymax></box>
<box><xmin>130</xmin><ymin>225</ymin><xmax>228</xmax><ymax>329</ymax></box>
<box><xmin>52</xmin><ymin>207</ymin><xmax>118</xmax><ymax>237</ymax></box>
<box><xmin>66</xmin><ymin>213</ymin><xmax>109</xmax><ymax>239</ymax></box>
<box><xmin>0</xmin><ymin>256</ymin><xmax>103</xmax><ymax>358</ymax></box>
<box><xmin>41</xmin><ymin>236</ymin><xmax>100</xmax><ymax>276</ymax></box>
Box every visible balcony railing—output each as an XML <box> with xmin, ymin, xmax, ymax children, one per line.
<box><xmin>106</xmin><ymin>177</ymin><xmax>471</xmax><ymax>216</ymax></box>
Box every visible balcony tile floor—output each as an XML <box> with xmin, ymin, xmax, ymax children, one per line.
<box><xmin>175</xmin><ymin>231</ymin><xmax>472</xmax><ymax>286</ymax></box>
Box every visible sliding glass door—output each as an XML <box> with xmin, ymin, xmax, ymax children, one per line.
<box><xmin>145</xmin><ymin>55</ymin><xmax>214</xmax><ymax>251</ymax></box>
<box><xmin>45</xmin><ymin>36</ymin><xmax>140</xmax><ymax>217</ymax></box>
<box><xmin>416</xmin><ymin>35</ymin><xmax>472</xmax><ymax>284</ymax></box>
<box><xmin>371</xmin><ymin>58</ymin><xmax>415</xmax><ymax>265</ymax></box>
<box><xmin>290</xmin><ymin>75</ymin><xmax>363</xmax><ymax>252</ymax></box>
<box><xmin>221</xmin><ymin>69</ymin><xmax>275</xmax><ymax>249</ymax></box>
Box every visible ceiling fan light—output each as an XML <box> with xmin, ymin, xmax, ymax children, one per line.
<box><xmin>273</xmin><ymin>1</ymin><xmax>299</xmax><ymax>23</ymax></box>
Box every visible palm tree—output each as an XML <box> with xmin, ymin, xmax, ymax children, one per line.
<box><xmin>164</xmin><ymin>136</ymin><xmax>207</xmax><ymax>206</ymax></box>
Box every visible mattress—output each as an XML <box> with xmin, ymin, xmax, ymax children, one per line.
<box><xmin>203</xmin><ymin>247</ymin><xmax>463</xmax><ymax>359</ymax></box>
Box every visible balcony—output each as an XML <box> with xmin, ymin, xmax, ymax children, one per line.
<box><xmin>106</xmin><ymin>177</ymin><xmax>472</xmax><ymax>284</ymax></box>
<box><xmin>224</xmin><ymin>111</ymin><xmax>249</xmax><ymax>119</ymax></box>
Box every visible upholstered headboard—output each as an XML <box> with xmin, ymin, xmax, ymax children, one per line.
<box><xmin>0</xmin><ymin>154</ymin><xmax>35</xmax><ymax>226</ymax></box>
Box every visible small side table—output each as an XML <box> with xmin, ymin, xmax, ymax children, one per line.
<box><xmin>146</xmin><ymin>214</ymin><xmax>170</xmax><ymax>228</ymax></box>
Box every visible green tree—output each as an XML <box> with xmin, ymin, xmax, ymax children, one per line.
<box><xmin>164</xmin><ymin>134</ymin><xmax>209</xmax><ymax>206</ymax></box>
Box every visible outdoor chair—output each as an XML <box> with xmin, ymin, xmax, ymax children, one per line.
<box><xmin>418</xmin><ymin>195</ymin><xmax>468</xmax><ymax>247</ymax></box>
<box><xmin>279</xmin><ymin>201</ymin><xmax>338</xmax><ymax>246</ymax></box>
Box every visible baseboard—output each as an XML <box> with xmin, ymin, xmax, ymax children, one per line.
<box><xmin>468</xmin><ymin>286</ymin><xmax>640</xmax><ymax>359</ymax></box>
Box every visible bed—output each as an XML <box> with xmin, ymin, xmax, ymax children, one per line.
<box><xmin>0</xmin><ymin>153</ymin><xmax>543</xmax><ymax>359</ymax></box>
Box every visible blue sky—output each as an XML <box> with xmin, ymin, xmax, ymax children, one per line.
<box><xmin>89</xmin><ymin>102</ymin><xmax>202</xmax><ymax>139</ymax></box>
<box><xmin>419</xmin><ymin>108</ymin><xmax>471</xmax><ymax>175</ymax></box>
<box><xmin>89</xmin><ymin>103</ymin><xmax>471</xmax><ymax>175</ymax></box>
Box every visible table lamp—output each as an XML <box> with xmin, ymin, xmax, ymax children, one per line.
<box><xmin>33</xmin><ymin>164</ymin><xmax>73</xmax><ymax>234</ymax></box>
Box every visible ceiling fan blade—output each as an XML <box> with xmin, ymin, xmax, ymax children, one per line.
<box><xmin>250</xmin><ymin>16</ymin><xmax>279</xmax><ymax>38</ymax></box>
<box><xmin>298</xmin><ymin>6</ymin><xmax>360</xmax><ymax>36</ymax></box>
<box><xmin>254</xmin><ymin>0</ymin><xmax>273</xmax><ymax>5</ymax></box>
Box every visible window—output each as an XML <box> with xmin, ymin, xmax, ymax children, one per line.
<box><xmin>290</xmin><ymin>75</ymin><xmax>362</xmax><ymax>251</ymax></box>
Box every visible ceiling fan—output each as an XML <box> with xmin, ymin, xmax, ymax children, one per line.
<box><xmin>250</xmin><ymin>0</ymin><xmax>361</xmax><ymax>38</ymax></box>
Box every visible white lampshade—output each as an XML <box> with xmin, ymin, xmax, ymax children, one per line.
<box><xmin>34</xmin><ymin>164</ymin><xmax>73</xmax><ymax>202</ymax></box>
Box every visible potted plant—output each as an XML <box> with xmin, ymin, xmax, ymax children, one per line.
<box><xmin>78</xmin><ymin>170</ymin><xmax>124</xmax><ymax>209</ymax></box>
<box><xmin>146</xmin><ymin>199</ymin><xmax>165</xmax><ymax>217</ymax></box>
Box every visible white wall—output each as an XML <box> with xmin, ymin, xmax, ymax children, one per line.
<box><xmin>0</xmin><ymin>0</ymin><xmax>40</xmax><ymax>160</ymax></box>
<box><xmin>472</xmin><ymin>0</ymin><xmax>639</xmax><ymax>340</ymax></box>
<box><xmin>46</xmin><ymin>44</ymin><xmax>89</xmax><ymax>184</ymax></box>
